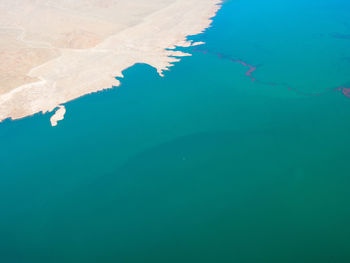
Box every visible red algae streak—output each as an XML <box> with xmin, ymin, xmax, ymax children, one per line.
<box><xmin>195</xmin><ymin>48</ymin><xmax>258</xmax><ymax>81</ymax></box>
<box><xmin>343</xmin><ymin>88</ymin><xmax>350</xmax><ymax>98</ymax></box>
<box><xmin>193</xmin><ymin>47</ymin><xmax>350</xmax><ymax>99</ymax></box>
<box><xmin>330</xmin><ymin>33</ymin><xmax>350</xmax><ymax>40</ymax></box>
<box><xmin>230</xmin><ymin>59</ymin><xmax>257</xmax><ymax>81</ymax></box>
<box><xmin>245</xmin><ymin>66</ymin><xmax>256</xmax><ymax>77</ymax></box>
<box><xmin>337</xmin><ymin>86</ymin><xmax>350</xmax><ymax>98</ymax></box>
<box><xmin>330</xmin><ymin>25</ymin><xmax>350</xmax><ymax>40</ymax></box>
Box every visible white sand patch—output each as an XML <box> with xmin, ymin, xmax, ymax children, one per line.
<box><xmin>50</xmin><ymin>105</ymin><xmax>66</xmax><ymax>127</ymax></box>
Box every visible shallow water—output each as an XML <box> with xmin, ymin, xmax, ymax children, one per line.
<box><xmin>1</xmin><ymin>0</ymin><xmax>350</xmax><ymax>262</ymax></box>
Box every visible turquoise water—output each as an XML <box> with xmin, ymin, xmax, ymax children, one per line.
<box><xmin>1</xmin><ymin>1</ymin><xmax>350</xmax><ymax>262</ymax></box>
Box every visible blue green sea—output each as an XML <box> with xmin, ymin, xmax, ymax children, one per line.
<box><xmin>1</xmin><ymin>0</ymin><xmax>350</xmax><ymax>262</ymax></box>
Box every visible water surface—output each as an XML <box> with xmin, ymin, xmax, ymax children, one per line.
<box><xmin>1</xmin><ymin>0</ymin><xmax>350</xmax><ymax>262</ymax></box>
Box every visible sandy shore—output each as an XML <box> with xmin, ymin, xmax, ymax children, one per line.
<box><xmin>0</xmin><ymin>0</ymin><xmax>222</xmax><ymax>126</ymax></box>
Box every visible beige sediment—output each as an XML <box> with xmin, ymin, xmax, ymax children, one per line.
<box><xmin>50</xmin><ymin>105</ymin><xmax>66</xmax><ymax>127</ymax></box>
<box><xmin>0</xmin><ymin>0</ymin><xmax>222</xmax><ymax>126</ymax></box>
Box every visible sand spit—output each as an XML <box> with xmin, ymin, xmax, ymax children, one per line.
<box><xmin>0</xmin><ymin>0</ymin><xmax>222</xmax><ymax>126</ymax></box>
<box><xmin>50</xmin><ymin>105</ymin><xmax>66</xmax><ymax>127</ymax></box>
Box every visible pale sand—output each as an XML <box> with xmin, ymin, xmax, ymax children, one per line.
<box><xmin>50</xmin><ymin>105</ymin><xmax>66</xmax><ymax>127</ymax></box>
<box><xmin>0</xmin><ymin>0</ymin><xmax>222</xmax><ymax>126</ymax></box>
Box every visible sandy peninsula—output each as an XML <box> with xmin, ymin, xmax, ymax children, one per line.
<box><xmin>0</xmin><ymin>0</ymin><xmax>222</xmax><ymax>126</ymax></box>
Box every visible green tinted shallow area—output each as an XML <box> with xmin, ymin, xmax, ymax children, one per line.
<box><xmin>1</xmin><ymin>0</ymin><xmax>350</xmax><ymax>262</ymax></box>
